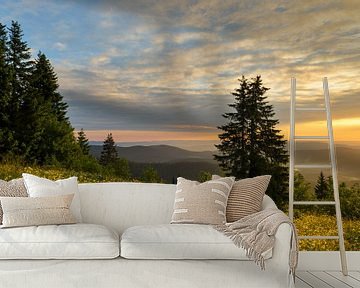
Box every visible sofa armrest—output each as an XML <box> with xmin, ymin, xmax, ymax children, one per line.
<box><xmin>267</xmin><ymin>222</ymin><xmax>295</xmax><ymax>288</ymax></box>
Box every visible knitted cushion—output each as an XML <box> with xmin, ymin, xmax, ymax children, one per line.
<box><xmin>0</xmin><ymin>178</ymin><xmax>28</xmax><ymax>224</ymax></box>
<box><xmin>0</xmin><ymin>194</ymin><xmax>76</xmax><ymax>228</ymax></box>
<box><xmin>171</xmin><ymin>177</ymin><xmax>234</xmax><ymax>225</ymax></box>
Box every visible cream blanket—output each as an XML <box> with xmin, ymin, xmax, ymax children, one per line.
<box><xmin>214</xmin><ymin>209</ymin><xmax>298</xmax><ymax>276</ymax></box>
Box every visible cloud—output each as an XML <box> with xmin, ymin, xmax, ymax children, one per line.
<box><xmin>53</xmin><ymin>42</ymin><xmax>66</xmax><ymax>51</ymax></box>
<box><xmin>2</xmin><ymin>0</ymin><xmax>359</xmax><ymax>142</ymax></box>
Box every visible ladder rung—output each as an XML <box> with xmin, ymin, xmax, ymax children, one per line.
<box><xmin>294</xmin><ymin>201</ymin><xmax>336</xmax><ymax>205</ymax></box>
<box><xmin>294</xmin><ymin>164</ymin><xmax>332</xmax><ymax>169</ymax></box>
<box><xmin>294</xmin><ymin>136</ymin><xmax>329</xmax><ymax>140</ymax></box>
<box><xmin>296</xmin><ymin>107</ymin><xmax>326</xmax><ymax>111</ymax></box>
<box><xmin>299</xmin><ymin>236</ymin><xmax>339</xmax><ymax>240</ymax></box>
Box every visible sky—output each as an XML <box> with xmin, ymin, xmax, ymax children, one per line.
<box><xmin>0</xmin><ymin>0</ymin><xmax>359</xmax><ymax>149</ymax></box>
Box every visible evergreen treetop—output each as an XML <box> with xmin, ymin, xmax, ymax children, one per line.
<box><xmin>7</xmin><ymin>21</ymin><xmax>33</xmax><ymax>97</ymax></box>
<box><xmin>0</xmin><ymin>23</ymin><xmax>13</xmax><ymax>156</ymax></box>
<box><xmin>6</xmin><ymin>21</ymin><xmax>34</xmax><ymax>155</ymax></box>
<box><xmin>100</xmin><ymin>133</ymin><xmax>118</xmax><ymax>165</ymax></box>
<box><xmin>215</xmin><ymin>75</ymin><xmax>288</xmax><ymax>207</ymax></box>
<box><xmin>77</xmin><ymin>128</ymin><xmax>90</xmax><ymax>155</ymax></box>
<box><xmin>315</xmin><ymin>171</ymin><xmax>331</xmax><ymax>200</ymax></box>
<box><xmin>31</xmin><ymin>52</ymin><xmax>69</xmax><ymax>122</ymax></box>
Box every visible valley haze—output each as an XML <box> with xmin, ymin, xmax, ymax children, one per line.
<box><xmin>90</xmin><ymin>141</ymin><xmax>360</xmax><ymax>185</ymax></box>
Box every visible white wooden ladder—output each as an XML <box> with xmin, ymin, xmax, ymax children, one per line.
<box><xmin>289</xmin><ymin>77</ymin><xmax>348</xmax><ymax>275</ymax></box>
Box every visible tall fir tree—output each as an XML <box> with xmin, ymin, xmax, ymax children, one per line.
<box><xmin>315</xmin><ymin>171</ymin><xmax>330</xmax><ymax>200</ymax></box>
<box><xmin>6</xmin><ymin>21</ymin><xmax>33</xmax><ymax>154</ymax></box>
<box><xmin>0</xmin><ymin>21</ymin><xmax>78</xmax><ymax>165</ymax></box>
<box><xmin>30</xmin><ymin>52</ymin><xmax>68</xmax><ymax>122</ymax></box>
<box><xmin>100</xmin><ymin>133</ymin><xmax>118</xmax><ymax>165</ymax></box>
<box><xmin>23</xmin><ymin>52</ymin><xmax>76</xmax><ymax>164</ymax></box>
<box><xmin>0</xmin><ymin>22</ymin><xmax>14</xmax><ymax>157</ymax></box>
<box><xmin>215</xmin><ymin>76</ymin><xmax>288</xmax><ymax>207</ymax></box>
<box><xmin>77</xmin><ymin>128</ymin><xmax>90</xmax><ymax>155</ymax></box>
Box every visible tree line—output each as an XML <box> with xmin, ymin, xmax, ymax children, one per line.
<box><xmin>295</xmin><ymin>170</ymin><xmax>360</xmax><ymax>219</ymax></box>
<box><xmin>0</xmin><ymin>21</ymin><xmax>76</xmax><ymax>164</ymax></box>
<box><xmin>0</xmin><ymin>21</ymin><xmax>161</xmax><ymax>182</ymax></box>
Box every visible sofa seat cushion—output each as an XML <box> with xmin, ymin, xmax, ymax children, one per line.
<box><xmin>0</xmin><ymin>224</ymin><xmax>119</xmax><ymax>259</ymax></box>
<box><xmin>121</xmin><ymin>224</ymin><xmax>272</xmax><ymax>260</ymax></box>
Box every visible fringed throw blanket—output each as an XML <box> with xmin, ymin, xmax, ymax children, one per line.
<box><xmin>214</xmin><ymin>209</ymin><xmax>298</xmax><ymax>276</ymax></box>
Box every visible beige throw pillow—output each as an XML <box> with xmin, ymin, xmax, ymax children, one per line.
<box><xmin>0</xmin><ymin>178</ymin><xmax>28</xmax><ymax>224</ymax></box>
<box><xmin>0</xmin><ymin>194</ymin><xmax>76</xmax><ymax>228</ymax></box>
<box><xmin>213</xmin><ymin>175</ymin><xmax>271</xmax><ymax>222</ymax></box>
<box><xmin>171</xmin><ymin>177</ymin><xmax>234</xmax><ymax>225</ymax></box>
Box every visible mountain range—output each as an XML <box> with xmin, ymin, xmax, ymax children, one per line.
<box><xmin>90</xmin><ymin>143</ymin><xmax>360</xmax><ymax>185</ymax></box>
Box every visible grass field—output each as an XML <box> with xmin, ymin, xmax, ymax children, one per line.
<box><xmin>294</xmin><ymin>213</ymin><xmax>360</xmax><ymax>251</ymax></box>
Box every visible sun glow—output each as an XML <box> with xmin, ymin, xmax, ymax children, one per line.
<box><xmin>81</xmin><ymin>130</ymin><xmax>219</xmax><ymax>142</ymax></box>
<box><xmin>279</xmin><ymin>117</ymin><xmax>360</xmax><ymax>142</ymax></box>
<box><xmin>81</xmin><ymin>117</ymin><xmax>360</xmax><ymax>143</ymax></box>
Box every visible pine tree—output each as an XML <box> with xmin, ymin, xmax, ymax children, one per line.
<box><xmin>0</xmin><ymin>22</ymin><xmax>14</xmax><ymax>157</ymax></box>
<box><xmin>314</xmin><ymin>171</ymin><xmax>329</xmax><ymax>200</ymax></box>
<box><xmin>77</xmin><ymin>128</ymin><xmax>90</xmax><ymax>155</ymax></box>
<box><xmin>214</xmin><ymin>76</ymin><xmax>288</xmax><ymax>207</ymax></box>
<box><xmin>30</xmin><ymin>52</ymin><xmax>68</xmax><ymax>122</ymax></box>
<box><xmin>7</xmin><ymin>21</ymin><xmax>33</xmax><ymax>154</ymax></box>
<box><xmin>7</xmin><ymin>21</ymin><xmax>33</xmax><ymax>97</ymax></box>
<box><xmin>100</xmin><ymin>133</ymin><xmax>118</xmax><ymax>165</ymax></box>
<box><xmin>23</xmin><ymin>52</ymin><xmax>76</xmax><ymax>164</ymax></box>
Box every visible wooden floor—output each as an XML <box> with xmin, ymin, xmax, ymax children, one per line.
<box><xmin>296</xmin><ymin>270</ymin><xmax>360</xmax><ymax>288</ymax></box>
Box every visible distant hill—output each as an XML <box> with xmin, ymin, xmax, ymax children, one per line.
<box><xmin>90</xmin><ymin>144</ymin><xmax>360</xmax><ymax>185</ymax></box>
<box><xmin>296</xmin><ymin>147</ymin><xmax>360</xmax><ymax>185</ymax></box>
<box><xmin>90</xmin><ymin>144</ymin><xmax>215</xmax><ymax>163</ymax></box>
<box><xmin>90</xmin><ymin>144</ymin><xmax>219</xmax><ymax>183</ymax></box>
<box><xmin>129</xmin><ymin>161</ymin><xmax>222</xmax><ymax>183</ymax></box>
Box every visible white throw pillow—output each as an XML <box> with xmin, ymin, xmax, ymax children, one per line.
<box><xmin>22</xmin><ymin>173</ymin><xmax>82</xmax><ymax>222</ymax></box>
<box><xmin>121</xmin><ymin>224</ymin><xmax>272</xmax><ymax>260</ymax></box>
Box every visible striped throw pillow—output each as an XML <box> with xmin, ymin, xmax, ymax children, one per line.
<box><xmin>171</xmin><ymin>177</ymin><xmax>234</xmax><ymax>225</ymax></box>
<box><xmin>213</xmin><ymin>175</ymin><xmax>271</xmax><ymax>222</ymax></box>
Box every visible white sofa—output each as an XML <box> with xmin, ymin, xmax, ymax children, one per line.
<box><xmin>0</xmin><ymin>182</ymin><xmax>294</xmax><ymax>288</ymax></box>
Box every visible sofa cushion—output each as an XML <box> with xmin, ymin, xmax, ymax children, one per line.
<box><xmin>22</xmin><ymin>174</ymin><xmax>82</xmax><ymax>222</ymax></box>
<box><xmin>0</xmin><ymin>223</ymin><xmax>119</xmax><ymax>259</ymax></box>
<box><xmin>121</xmin><ymin>224</ymin><xmax>272</xmax><ymax>260</ymax></box>
<box><xmin>0</xmin><ymin>178</ymin><xmax>28</xmax><ymax>224</ymax></box>
<box><xmin>0</xmin><ymin>194</ymin><xmax>76</xmax><ymax>228</ymax></box>
<box><xmin>213</xmin><ymin>175</ymin><xmax>271</xmax><ymax>222</ymax></box>
<box><xmin>171</xmin><ymin>177</ymin><xmax>234</xmax><ymax>225</ymax></box>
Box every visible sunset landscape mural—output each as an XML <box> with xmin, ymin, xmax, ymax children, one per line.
<box><xmin>0</xmin><ymin>0</ymin><xmax>359</xmax><ymax>147</ymax></box>
<box><xmin>0</xmin><ymin>0</ymin><xmax>359</xmax><ymax>257</ymax></box>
